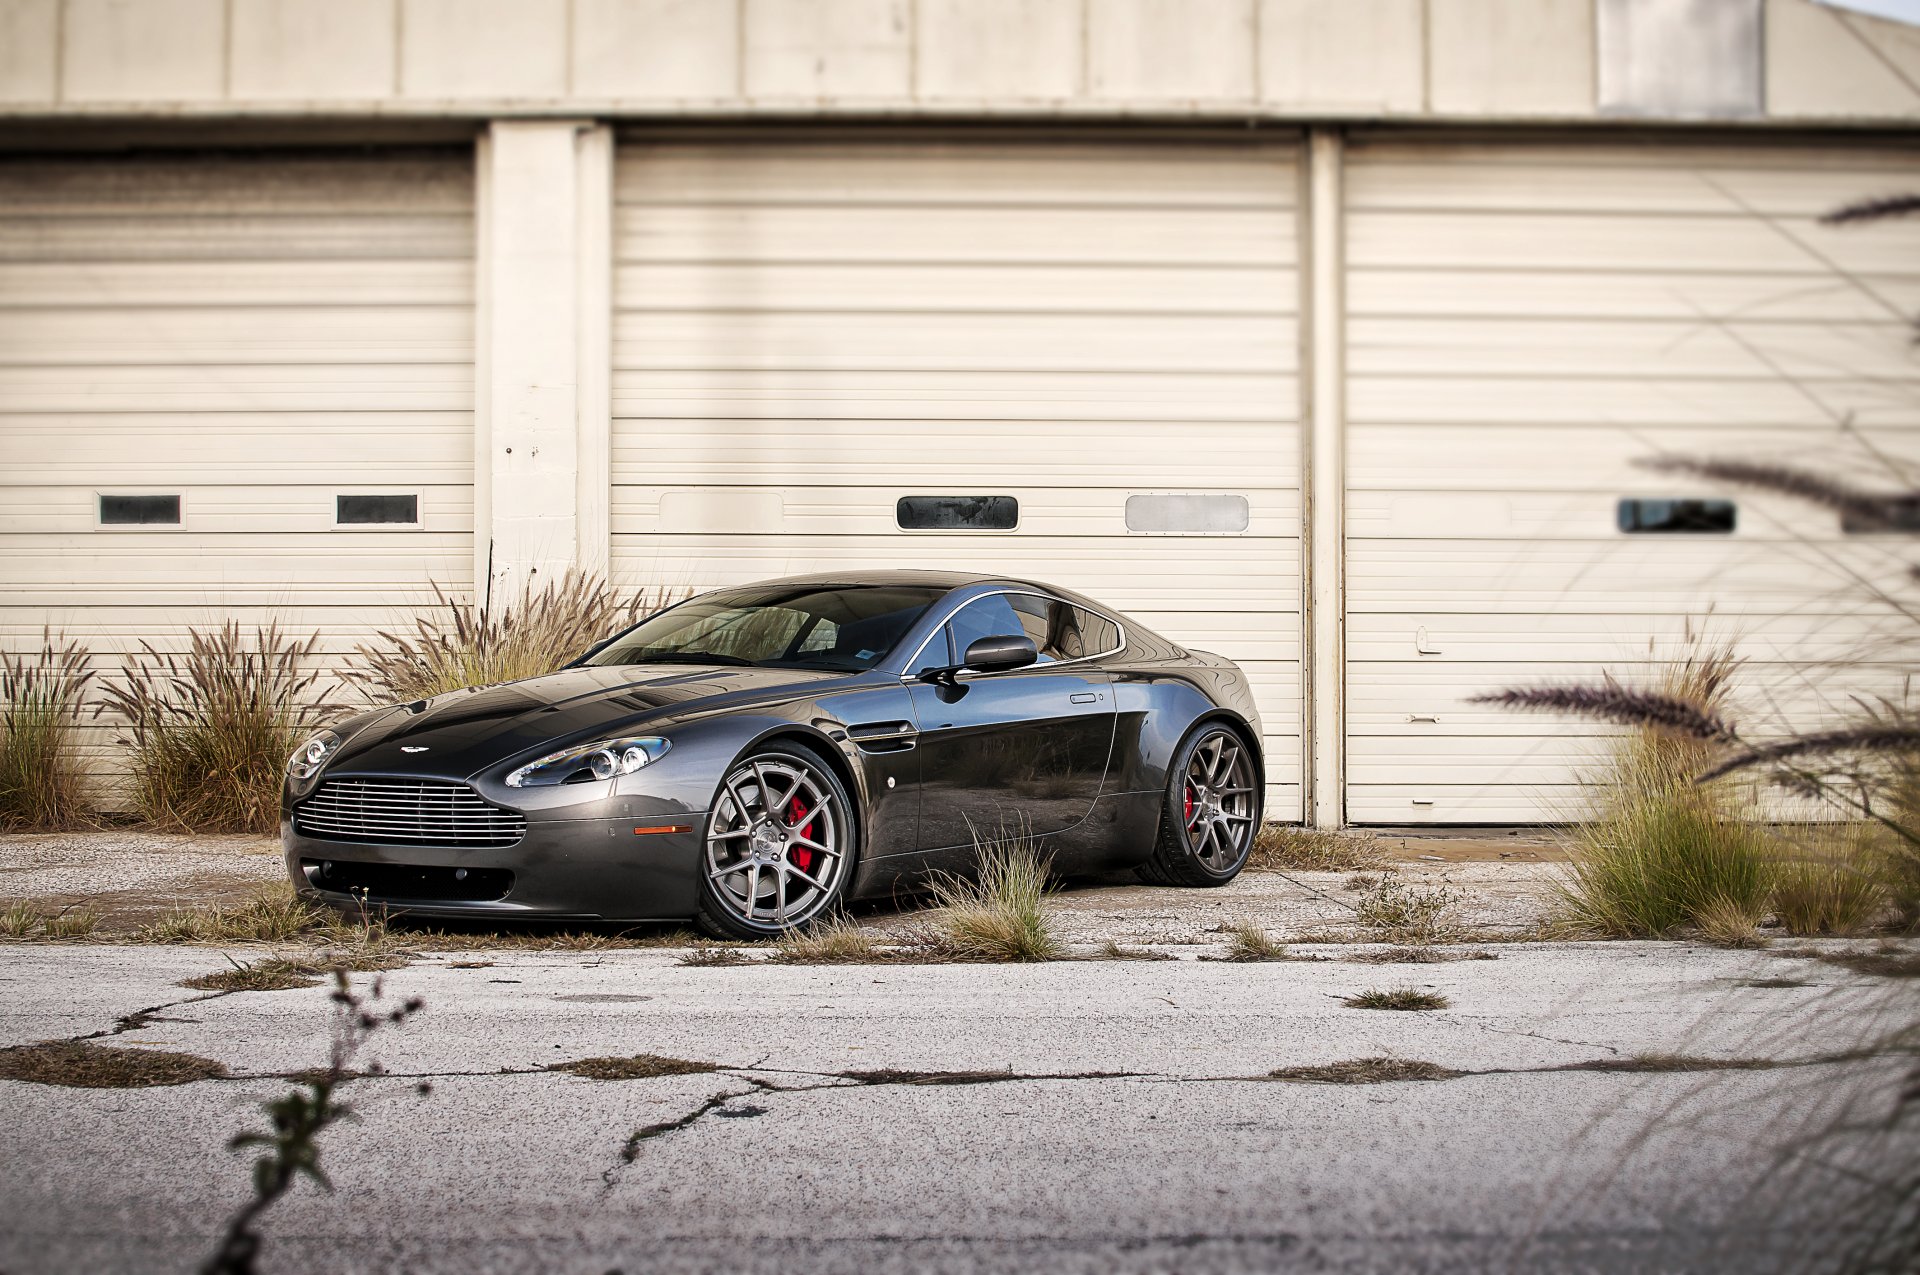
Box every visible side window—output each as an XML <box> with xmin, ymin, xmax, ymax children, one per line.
<box><xmin>946</xmin><ymin>594</ymin><xmax>1027</xmax><ymax>666</ymax></box>
<box><xmin>1009</xmin><ymin>595</ymin><xmax>1121</xmax><ymax>662</ymax></box>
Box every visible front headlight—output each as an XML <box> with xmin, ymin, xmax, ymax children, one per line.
<box><xmin>505</xmin><ymin>736</ymin><xmax>670</xmax><ymax>788</ymax></box>
<box><xmin>286</xmin><ymin>730</ymin><xmax>341</xmax><ymax>781</ymax></box>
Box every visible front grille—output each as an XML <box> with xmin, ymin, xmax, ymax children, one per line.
<box><xmin>295</xmin><ymin>778</ymin><xmax>526</xmax><ymax>849</ymax></box>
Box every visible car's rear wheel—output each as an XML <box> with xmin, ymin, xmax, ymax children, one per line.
<box><xmin>696</xmin><ymin>743</ymin><xmax>855</xmax><ymax>940</ymax></box>
<box><xmin>1137</xmin><ymin>724</ymin><xmax>1261</xmax><ymax>887</ymax></box>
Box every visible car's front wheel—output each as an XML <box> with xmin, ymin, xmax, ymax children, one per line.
<box><xmin>696</xmin><ymin>743</ymin><xmax>855</xmax><ymax>939</ymax></box>
<box><xmin>1137</xmin><ymin>723</ymin><xmax>1261</xmax><ymax>888</ymax></box>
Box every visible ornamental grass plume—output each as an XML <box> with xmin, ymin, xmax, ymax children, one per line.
<box><xmin>0</xmin><ymin>628</ymin><xmax>96</xmax><ymax>830</ymax></box>
<box><xmin>347</xmin><ymin>570</ymin><xmax>683</xmax><ymax>702</ymax></box>
<box><xmin>97</xmin><ymin>621</ymin><xmax>328</xmax><ymax>835</ymax></box>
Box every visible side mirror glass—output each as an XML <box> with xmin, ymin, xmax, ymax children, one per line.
<box><xmin>963</xmin><ymin>634</ymin><xmax>1038</xmax><ymax>673</ymax></box>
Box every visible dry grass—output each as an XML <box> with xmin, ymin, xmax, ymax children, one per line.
<box><xmin>136</xmin><ymin>886</ymin><xmax>329</xmax><ymax>944</ymax></box>
<box><xmin>181</xmin><ymin>957</ymin><xmax>324</xmax><ymax>992</ymax></box>
<box><xmin>39</xmin><ymin>906</ymin><xmax>99</xmax><ymax>939</ymax></box>
<box><xmin>1694</xmin><ymin>895</ymin><xmax>1771</xmax><ymax>948</ymax></box>
<box><xmin>348</xmin><ymin>571</ymin><xmax>683</xmax><ymax>702</ymax></box>
<box><xmin>1220</xmin><ymin>916</ymin><xmax>1290</xmax><ymax>962</ymax></box>
<box><xmin>96</xmin><ymin>621</ymin><xmax>329</xmax><ymax>835</ymax></box>
<box><xmin>547</xmin><ymin>1054</ymin><xmax>719</xmax><ymax>1081</ymax></box>
<box><xmin>0</xmin><ymin>1039</ymin><xmax>227</xmax><ymax>1088</ymax></box>
<box><xmin>1268</xmin><ymin>1057</ymin><xmax>1462</xmax><ymax>1084</ymax></box>
<box><xmin>1248</xmin><ymin>825</ymin><xmax>1387</xmax><ymax>872</ymax></box>
<box><xmin>0</xmin><ymin>901</ymin><xmax>100</xmax><ymax>940</ymax></box>
<box><xmin>0</xmin><ymin>900</ymin><xmax>39</xmax><ymax>938</ymax></box>
<box><xmin>678</xmin><ymin>943</ymin><xmax>753</xmax><ymax>967</ymax></box>
<box><xmin>927</xmin><ymin>839</ymin><xmax>1064</xmax><ymax>962</ymax></box>
<box><xmin>1566</xmin><ymin>1053</ymin><xmax>1780</xmax><ymax>1075</ymax></box>
<box><xmin>1554</xmin><ymin>642</ymin><xmax>1782</xmax><ymax>938</ymax></box>
<box><xmin>1346</xmin><ymin>946</ymin><xmax>1497</xmax><ymax>964</ymax></box>
<box><xmin>1770</xmin><ymin>830</ymin><xmax>1892</xmax><ymax>937</ymax></box>
<box><xmin>1097</xmin><ymin>939</ymin><xmax>1176</xmax><ymax>961</ymax></box>
<box><xmin>1353</xmin><ymin>873</ymin><xmax>1463</xmax><ymax>945</ymax></box>
<box><xmin>772</xmin><ymin>915</ymin><xmax>880</xmax><ymax>964</ymax></box>
<box><xmin>0</xmin><ymin>629</ymin><xmax>96</xmax><ymax>831</ymax></box>
<box><xmin>1343</xmin><ymin>987</ymin><xmax>1451</xmax><ymax>1011</ymax></box>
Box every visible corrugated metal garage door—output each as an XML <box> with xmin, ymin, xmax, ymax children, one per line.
<box><xmin>611</xmin><ymin>137</ymin><xmax>1304</xmax><ymax>819</ymax></box>
<box><xmin>0</xmin><ymin>149</ymin><xmax>475</xmax><ymax>761</ymax></box>
<box><xmin>1344</xmin><ymin>137</ymin><xmax>1920</xmax><ymax>823</ymax></box>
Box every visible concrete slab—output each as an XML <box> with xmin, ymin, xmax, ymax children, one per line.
<box><xmin>0</xmin><ymin>941</ymin><xmax>1903</xmax><ymax>1273</ymax></box>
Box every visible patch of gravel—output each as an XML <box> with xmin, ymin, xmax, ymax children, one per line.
<box><xmin>0</xmin><ymin>832</ymin><xmax>286</xmax><ymax>931</ymax></box>
<box><xmin>1040</xmin><ymin>861</ymin><xmax>1560</xmax><ymax>946</ymax></box>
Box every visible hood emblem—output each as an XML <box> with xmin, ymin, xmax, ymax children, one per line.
<box><xmin>401</xmin><ymin>745</ymin><xmax>430</xmax><ymax>754</ymax></box>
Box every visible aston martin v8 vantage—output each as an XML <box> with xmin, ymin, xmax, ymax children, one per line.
<box><xmin>284</xmin><ymin>571</ymin><xmax>1265</xmax><ymax>939</ymax></box>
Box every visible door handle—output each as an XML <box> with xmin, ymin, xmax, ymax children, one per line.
<box><xmin>1069</xmin><ymin>692</ymin><xmax>1099</xmax><ymax>704</ymax></box>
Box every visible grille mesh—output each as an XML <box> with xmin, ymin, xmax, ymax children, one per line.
<box><xmin>295</xmin><ymin>778</ymin><xmax>526</xmax><ymax>849</ymax></box>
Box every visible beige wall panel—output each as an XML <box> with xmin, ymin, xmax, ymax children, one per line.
<box><xmin>1427</xmin><ymin>0</ymin><xmax>1594</xmax><ymax>117</ymax></box>
<box><xmin>1346</xmin><ymin>610</ymin><xmax>1914</xmax><ymax>665</ymax></box>
<box><xmin>616</xmin><ymin>262</ymin><xmax>1295</xmax><ymax>313</ymax></box>
<box><xmin>1346</xmin><ymin>135</ymin><xmax>1920</xmax><ymax>822</ymax></box>
<box><xmin>230</xmin><ymin>0</ymin><xmax>397</xmax><ymax>100</ymax></box>
<box><xmin>0</xmin><ymin>0</ymin><xmax>57</xmax><ymax>102</ymax></box>
<box><xmin>574</xmin><ymin>0</ymin><xmax>741</xmax><ymax>98</ymax></box>
<box><xmin>612</xmin><ymin>369</ymin><xmax>1297</xmax><ymax>422</ymax></box>
<box><xmin>1348</xmin><ymin>424</ymin><xmax>1915</xmax><ymax>491</ymax></box>
<box><xmin>1257</xmin><ymin>0</ymin><xmax>1423</xmax><ymax>112</ymax></box>
<box><xmin>916</xmin><ymin>0</ymin><xmax>1080</xmax><ymax>100</ymax></box>
<box><xmin>0</xmin><ymin>149</ymin><xmax>476</xmax><ymax>784</ymax></box>
<box><xmin>611</xmin><ymin>419</ymin><xmax>1299</xmax><ymax>487</ymax></box>
<box><xmin>613</xmin><ymin>137</ymin><xmax>1304</xmax><ymax>817</ymax></box>
<box><xmin>615</xmin><ymin>204</ymin><xmax>1293</xmax><ymax>263</ymax></box>
<box><xmin>1347</xmin><ymin>143</ymin><xmax>1920</xmax><ymax>213</ymax></box>
<box><xmin>1767</xmin><ymin>0</ymin><xmax>1920</xmax><ymax>119</ymax></box>
<box><xmin>1348</xmin><ymin>269</ymin><xmax>1920</xmax><ymax>322</ymax></box>
<box><xmin>611</xmin><ymin>143</ymin><xmax>1297</xmax><ymax>204</ymax></box>
<box><xmin>742</xmin><ymin>0</ymin><xmax>912</xmax><ymax>98</ymax></box>
<box><xmin>1</xmin><ymin>413</ymin><xmax>473</xmax><ymax>483</ymax></box>
<box><xmin>62</xmin><ymin>0</ymin><xmax>225</xmax><ymax>101</ymax></box>
<box><xmin>1086</xmin><ymin>0</ymin><xmax>1256</xmax><ymax>101</ymax></box>
<box><xmin>0</xmin><ymin>261</ymin><xmax>473</xmax><ymax>308</ymax></box>
<box><xmin>400</xmin><ymin>0</ymin><xmax>568</xmax><ymax>98</ymax></box>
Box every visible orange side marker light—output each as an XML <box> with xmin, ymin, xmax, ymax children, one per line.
<box><xmin>633</xmin><ymin>823</ymin><xmax>692</xmax><ymax>835</ymax></box>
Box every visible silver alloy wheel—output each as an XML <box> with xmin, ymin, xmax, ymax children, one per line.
<box><xmin>1182</xmin><ymin>729</ymin><xmax>1256</xmax><ymax>872</ymax></box>
<box><xmin>703</xmin><ymin>755</ymin><xmax>845</xmax><ymax>929</ymax></box>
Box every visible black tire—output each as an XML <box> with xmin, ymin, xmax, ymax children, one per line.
<box><xmin>1136</xmin><ymin>723</ymin><xmax>1262</xmax><ymax>888</ymax></box>
<box><xmin>694</xmin><ymin>742</ymin><xmax>858</xmax><ymax>940</ymax></box>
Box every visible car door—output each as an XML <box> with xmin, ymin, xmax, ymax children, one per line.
<box><xmin>905</xmin><ymin>591</ymin><xmax>1116</xmax><ymax>854</ymax></box>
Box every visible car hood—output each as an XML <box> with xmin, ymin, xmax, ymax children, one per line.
<box><xmin>326</xmin><ymin>663</ymin><xmax>850</xmax><ymax>779</ymax></box>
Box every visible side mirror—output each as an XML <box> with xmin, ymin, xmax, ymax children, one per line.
<box><xmin>963</xmin><ymin>634</ymin><xmax>1039</xmax><ymax>673</ymax></box>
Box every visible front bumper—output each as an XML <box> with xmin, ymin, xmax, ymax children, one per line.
<box><xmin>282</xmin><ymin>813</ymin><xmax>708</xmax><ymax>923</ymax></box>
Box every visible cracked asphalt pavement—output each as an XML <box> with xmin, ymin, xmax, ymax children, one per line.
<box><xmin>0</xmin><ymin>941</ymin><xmax>1907</xmax><ymax>1274</ymax></box>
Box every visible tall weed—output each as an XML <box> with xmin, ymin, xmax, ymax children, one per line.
<box><xmin>0</xmin><ymin>629</ymin><xmax>96</xmax><ymax>830</ymax></box>
<box><xmin>1558</xmin><ymin>642</ymin><xmax>1779</xmax><ymax>937</ymax></box>
<box><xmin>97</xmin><ymin>622</ymin><xmax>327</xmax><ymax>835</ymax></box>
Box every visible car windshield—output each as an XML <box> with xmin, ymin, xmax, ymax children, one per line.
<box><xmin>584</xmin><ymin>584</ymin><xmax>948</xmax><ymax>673</ymax></box>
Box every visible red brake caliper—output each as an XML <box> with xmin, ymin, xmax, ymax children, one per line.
<box><xmin>787</xmin><ymin>796</ymin><xmax>815</xmax><ymax>872</ymax></box>
<box><xmin>1183</xmin><ymin>783</ymin><xmax>1196</xmax><ymax>825</ymax></box>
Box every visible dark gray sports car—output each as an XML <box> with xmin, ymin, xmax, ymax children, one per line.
<box><xmin>284</xmin><ymin>571</ymin><xmax>1264</xmax><ymax>938</ymax></box>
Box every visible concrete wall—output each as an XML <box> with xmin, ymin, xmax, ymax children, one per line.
<box><xmin>0</xmin><ymin>0</ymin><xmax>1916</xmax><ymax>125</ymax></box>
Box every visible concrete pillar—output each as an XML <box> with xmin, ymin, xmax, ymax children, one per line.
<box><xmin>474</xmin><ymin>119</ymin><xmax>613</xmax><ymax>610</ymax></box>
<box><xmin>1304</xmin><ymin>128</ymin><xmax>1346</xmax><ymax>829</ymax></box>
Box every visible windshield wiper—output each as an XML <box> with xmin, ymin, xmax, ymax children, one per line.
<box><xmin>627</xmin><ymin>651</ymin><xmax>757</xmax><ymax>667</ymax></box>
